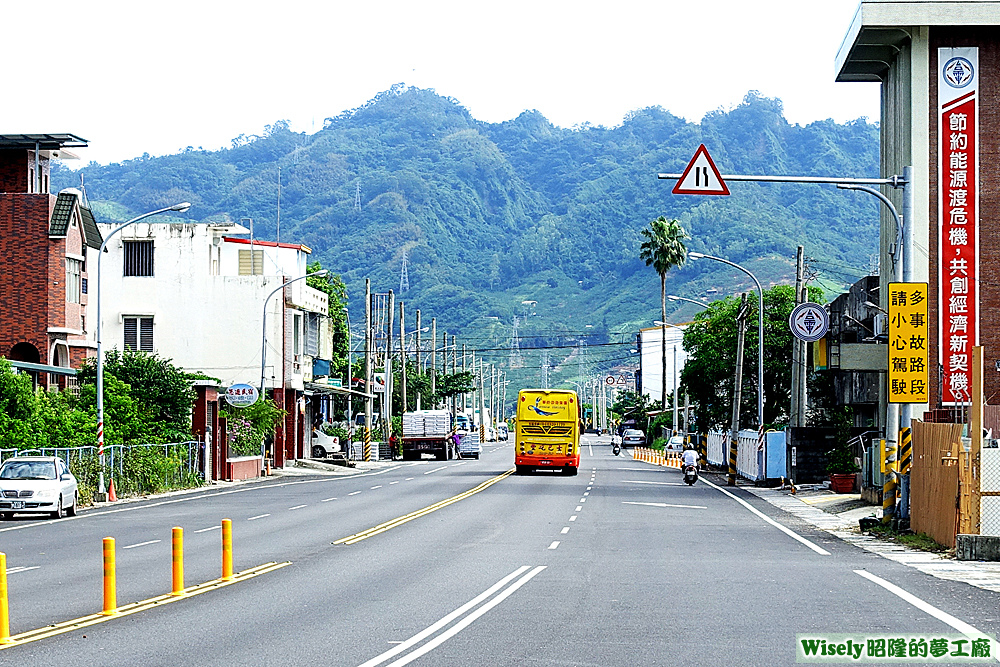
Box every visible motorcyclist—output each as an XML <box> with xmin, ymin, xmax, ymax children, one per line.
<box><xmin>681</xmin><ymin>445</ymin><xmax>698</xmax><ymax>470</ymax></box>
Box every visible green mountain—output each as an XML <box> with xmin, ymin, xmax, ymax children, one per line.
<box><xmin>54</xmin><ymin>85</ymin><xmax>879</xmax><ymax>384</ymax></box>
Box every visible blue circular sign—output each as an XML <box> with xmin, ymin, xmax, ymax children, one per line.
<box><xmin>788</xmin><ymin>303</ymin><xmax>829</xmax><ymax>342</ymax></box>
<box><xmin>944</xmin><ymin>57</ymin><xmax>974</xmax><ymax>89</ymax></box>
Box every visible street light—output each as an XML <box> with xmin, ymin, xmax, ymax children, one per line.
<box><xmin>687</xmin><ymin>252</ymin><xmax>764</xmax><ymax>430</ymax></box>
<box><xmin>667</xmin><ymin>294</ymin><xmax>710</xmax><ymax>309</ymax></box>
<box><xmin>259</xmin><ymin>270</ymin><xmax>328</xmax><ymax>396</ymax></box>
<box><xmin>96</xmin><ymin>202</ymin><xmax>191</xmax><ymax>487</ymax></box>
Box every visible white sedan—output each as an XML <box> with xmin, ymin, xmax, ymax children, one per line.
<box><xmin>0</xmin><ymin>456</ymin><xmax>78</xmax><ymax>519</ymax></box>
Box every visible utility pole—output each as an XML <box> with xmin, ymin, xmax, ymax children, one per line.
<box><xmin>790</xmin><ymin>246</ymin><xmax>805</xmax><ymax>427</ymax></box>
<box><xmin>478</xmin><ymin>359</ymin><xmax>487</xmax><ymax>443</ymax></box>
<box><xmin>451</xmin><ymin>335</ymin><xmax>457</xmax><ymax>415</ymax></box>
<box><xmin>462</xmin><ymin>343</ymin><xmax>467</xmax><ymax>413</ymax></box>
<box><xmin>430</xmin><ymin>318</ymin><xmax>437</xmax><ymax>407</ymax></box>
<box><xmin>672</xmin><ymin>344</ymin><xmax>679</xmax><ymax>435</ymax></box>
<box><xmin>364</xmin><ymin>279</ymin><xmax>373</xmax><ymax>462</ymax></box>
<box><xmin>386</xmin><ymin>291</ymin><xmax>394</xmax><ymax>449</ymax></box>
<box><xmin>415</xmin><ymin>310</ymin><xmax>422</xmax><ymax>411</ymax></box>
<box><xmin>729</xmin><ymin>294</ymin><xmax>751</xmax><ymax>486</ymax></box>
<box><xmin>400</xmin><ymin>301</ymin><xmax>407</xmax><ymax>415</ymax></box>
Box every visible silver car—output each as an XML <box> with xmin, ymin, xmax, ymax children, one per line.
<box><xmin>622</xmin><ymin>429</ymin><xmax>646</xmax><ymax>447</ymax></box>
<box><xmin>0</xmin><ymin>456</ymin><xmax>78</xmax><ymax>519</ymax></box>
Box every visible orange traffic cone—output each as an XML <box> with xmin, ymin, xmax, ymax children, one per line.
<box><xmin>108</xmin><ymin>478</ymin><xmax>117</xmax><ymax>502</ymax></box>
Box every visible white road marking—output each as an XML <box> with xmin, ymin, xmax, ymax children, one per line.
<box><xmin>579</xmin><ymin>498</ymin><xmax>586</xmax><ymax>503</ymax></box>
<box><xmin>575</xmin><ymin>506</ymin><xmax>582</xmax><ymax>511</ymax></box>
<box><xmin>195</xmin><ymin>526</ymin><xmax>220</xmax><ymax>533</ymax></box>
<box><xmin>321</xmin><ymin>498</ymin><xmax>337</xmax><ymax>502</ymax></box>
<box><xmin>450</xmin><ymin>462</ymin><xmax>467</xmax><ymax>467</ymax></box>
<box><xmin>622</xmin><ymin>480</ymin><xmax>686</xmax><ymax>486</ymax></box>
<box><xmin>371</xmin><ymin>485</ymin><xmax>383</xmax><ymax>489</ymax></box>
<box><xmin>548</xmin><ymin>541</ymin><xmax>560</xmax><ymax>550</ymax></box>
<box><xmin>349</xmin><ymin>491</ymin><xmax>362</xmax><ymax>496</ymax></box>
<box><xmin>584</xmin><ymin>492</ymin><xmax>589</xmax><ymax>496</ymax></box>
<box><xmin>122</xmin><ymin>539</ymin><xmax>161</xmax><ymax>550</ymax></box>
<box><xmin>289</xmin><ymin>505</ymin><xmax>307</xmax><ymax>510</ymax></box>
<box><xmin>569</xmin><ymin>515</ymin><xmax>577</xmax><ymax>521</ymax></box>
<box><xmin>561</xmin><ymin>527</ymin><xmax>570</xmax><ymax>534</ymax></box>
<box><xmin>5</xmin><ymin>565</ymin><xmax>40</xmax><ymax>574</ymax></box>
<box><xmin>588</xmin><ymin>444</ymin><xmax>593</xmax><ymax>457</ymax></box>
<box><xmin>389</xmin><ymin>481</ymin><xmax>400</xmax><ymax>485</ymax></box>
<box><xmin>248</xmin><ymin>513</ymin><xmax>271</xmax><ymax>520</ymax></box>
<box><xmin>587</xmin><ymin>486</ymin><xmax>592</xmax><ymax>490</ymax></box>
<box><xmin>699</xmin><ymin>477</ymin><xmax>831</xmax><ymax>556</ymax></box>
<box><xmin>405</xmin><ymin>478</ymin><xmax>415</xmax><ymax>481</ymax></box>
<box><xmin>424</xmin><ymin>467</ymin><xmax>448</xmax><ymax>475</ymax></box>
<box><xmin>855</xmin><ymin>570</ymin><xmax>998</xmax><ymax>655</ymax></box>
<box><xmin>622</xmin><ymin>501</ymin><xmax>707</xmax><ymax>510</ymax></box>
<box><xmin>359</xmin><ymin>566</ymin><xmax>543</xmax><ymax>667</ymax></box>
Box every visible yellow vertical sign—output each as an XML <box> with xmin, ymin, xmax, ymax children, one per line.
<box><xmin>888</xmin><ymin>282</ymin><xmax>929</xmax><ymax>403</ymax></box>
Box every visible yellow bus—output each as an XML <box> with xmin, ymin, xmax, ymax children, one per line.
<box><xmin>514</xmin><ymin>389</ymin><xmax>581</xmax><ymax>476</ymax></box>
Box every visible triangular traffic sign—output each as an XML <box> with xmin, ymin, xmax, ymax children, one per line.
<box><xmin>672</xmin><ymin>144</ymin><xmax>730</xmax><ymax>195</ymax></box>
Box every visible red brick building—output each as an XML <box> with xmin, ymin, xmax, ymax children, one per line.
<box><xmin>0</xmin><ymin>134</ymin><xmax>102</xmax><ymax>387</ymax></box>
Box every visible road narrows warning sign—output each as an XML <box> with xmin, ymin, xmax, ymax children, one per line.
<box><xmin>672</xmin><ymin>144</ymin><xmax>730</xmax><ymax>195</ymax></box>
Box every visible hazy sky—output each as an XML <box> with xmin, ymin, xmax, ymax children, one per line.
<box><xmin>4</xmin><ymin>0</ymin><xmax>878</xmax><ymax>166</ymax></box>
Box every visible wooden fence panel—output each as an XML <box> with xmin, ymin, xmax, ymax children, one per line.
<box><xmin>911</xmin><ymin>421</ymin><xmax>964</xmax><ymax>548</ymax></box>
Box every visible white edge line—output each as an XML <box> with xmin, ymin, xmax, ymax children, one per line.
<box><xmin>122</xmin><ymin>539</ymin><xmax>161</xmax><ymax>549</ymax></box>
<box><xmin>384</xmin><ymin>567</ymin><xmax>547</xmax><ymax>667</ymax></box>
<box><xmin>700</xmin><ymin>477</ymin><xmax>831</xmax><ymax>556</ymax></box>
<box><xmin>424</xmin><ymin>467</ymin><xmax>448</xmax><ymax>475</ymax></box>
<box><xmin>854</xmin><ymin>570</ymin><xmax>992</xmax><ymax>641</ymax></box>
<box><xmin>6</xmin><ymin>566</ymin><xmax>40</xmax><ymax>573</ymax></box>
<box><xmin>357</xmin><ymin>566</ymin><xmax>531</xmax><ymax>667</ymax></box>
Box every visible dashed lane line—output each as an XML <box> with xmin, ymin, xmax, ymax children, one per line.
<box><xmin>194</xmin><ymin>526</ymin><xmax>221</xmax><ymax>534</ymax></box>
<box><xmin>248</xmin><ymin>514</ymin><xmax>270</xmax><ymax>520</ymax></box>
<box><xmin>123</xmin><ymin>540</ymin><xmax>161</xmax><ymax>549</ymax></box>
<box><xmin>288</xmin><ymin>505</ymin><xmax>307</xmax><ymax>511</ymax></box>
<box><xmin>548</xmin><ymin>541</ymin><xmax>560</xmax><ymax>550</ymax></box>
<box><xmin>560</xmin><ymin>527</ymin><xmax>570</xmax><ymax>534</ymax></box>
<box><xmin>349</xmin><ymin>491</ymin><xmax>362</xmax><ymax>496</ymax></box>
<box><xmin>569</xmin><ymin>516</ymin><xmax>577</xmax><ymax>521</ymax></box>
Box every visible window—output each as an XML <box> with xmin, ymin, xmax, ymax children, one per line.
<box><xmin>66</xmin><ymin>258</ymin><xmax>82</xmax><ymax>304</ymax></box>
<box><xmin>238</xmin><ymin>249</ymin><xmax>264</xmax><ymax>275</ymax></box>
<box><xmin>124</xmin><ymin>240</ymin><xmax>154</xmax><ymax>276</ymax></box>
<box><xmin>293</xmin><ymin>313</ymin><xmax>302</xmax><ymax>372</ymax></box>
<box><xmin>124</xmin><ymin>316</ymin><xmax>154</xmax><ymax>352</ymax></box>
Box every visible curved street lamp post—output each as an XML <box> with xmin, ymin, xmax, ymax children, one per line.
<box><xmin>96</xmin><ymin>202</ymin><xmax>191</xmax><ymax>495</ymax></box>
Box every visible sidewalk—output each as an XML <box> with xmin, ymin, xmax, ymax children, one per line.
<box><xmin>742</xmin><ymin>481</ymin><xmax>1000</xmax><ymax>593</ymax></box>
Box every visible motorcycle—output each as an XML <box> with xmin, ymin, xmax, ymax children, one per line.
<box><xmin>682</xmin><ymin>463</ymin><xmax>699</xmax><ymax>485</ymax></box>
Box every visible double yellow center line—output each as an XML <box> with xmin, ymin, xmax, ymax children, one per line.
<box><xmin>334</xmin><ymin>469</ymin><xmax>515</xmax><ymax>545</ymax></box>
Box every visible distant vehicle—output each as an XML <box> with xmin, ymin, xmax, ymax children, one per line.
<box><xmin>0</xmin><ymin>456</ymin><xmax>78</xmax><ymax>519</ymax></box>
<box><xmin>515</xmin><ymin>389</ymin><xmax>581</xmax><ymax>476</ymax></box>
<box><xmin>456</xmin><ymin>413</ymin><xmax>473</xmax><ymax>433</ymax></box>
<box><xmin>666</xmin><ymin>435</ymin><xmax>685</xmax><ymax>452</ymax></box>
<box><xmin>402</xmin><ymin>410</ymin><xmax>457</xmax><ymax>461</ymax></box>
<box><xmin>497</xmin><ymin>423</ymin><xmax>509</xmax><ymax>441</ymax></box>
<box><xmin>622</xmin><ymin>429</ymin><xmax>646</xmax><ymax>447</ymax></box>
<box><xmin>311</xmin><ymin>430</ymin><xmax>341</xmax><ymax>458</ymax></box>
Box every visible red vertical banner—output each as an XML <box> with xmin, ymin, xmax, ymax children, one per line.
<box><xmin>939</xmin><ymin>47</ymin><xmax>978</xmax><ymax>406</ymax></box>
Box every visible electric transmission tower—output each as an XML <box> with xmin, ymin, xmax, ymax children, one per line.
<box><xmin>399</xmin><ymin>249</ymin><xmax>410</xmax><ymax>293</ymax></box>
<box><xmin>355</xmin><ymin>182</ymin><xmax>362</xmax><ymax>211</ymax></box>
<box><xmin>509</xmin><ymin>317</ymin><xmax>522</xmax><ymax>368</ymax></box>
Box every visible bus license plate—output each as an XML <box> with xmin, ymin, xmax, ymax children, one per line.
<box><xmin>11</xmin><ymin>501</ymin><xmax>23</xmax><ymax>510</ymax></box>
<box><xmin>540</xmin><ymin>460</ymin><xmax>552</xmax><ymax>465</ymax></box>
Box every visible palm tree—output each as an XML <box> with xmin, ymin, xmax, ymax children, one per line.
<box><xmin>639</xmin><ymin>216</ymin><xmax>689</xmax><ymax>415</ymax></box>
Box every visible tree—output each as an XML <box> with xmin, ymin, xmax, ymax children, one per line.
<box><xmin>639</xmin><ymin>216</ymin><xmax>688</xmax><ymax>409</ymax></box>
<box><xmin>77</xmin><ymin>349</ymin><xmax>197</xmax><ymax>441</ymax></box>
<box><xmin>306</xmin><ymin>260</ymin><xmax>350</xmax><ymax>378</ymax></box>
<box><xmin>680</xmin><ymin>285</ymin><xmax>822</xmax><ymax>432</ymax></box>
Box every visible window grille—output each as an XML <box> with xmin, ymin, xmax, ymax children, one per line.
<box><xmin>306</xmin><ymin>313</ymin><xmax>320</xmax><ymax>356</ymax></box>
<box><xmin>124</xmin><ymin>316</ymin><xmax>154</xmax><ymax>352</ymax></box>
<box><xmin>124</xmin><ymin>240</ymin><xmax>154</xmax><ymax>277</ymax></box>
<box><xmin>238</xmin><ymin>249</ymin><xmax>264</xmax><ymax>275</ymax></box>
<box><xmin>66</xmin><ymin>258</ymin><xmax>82</xmax><ymax>304</ymax></box>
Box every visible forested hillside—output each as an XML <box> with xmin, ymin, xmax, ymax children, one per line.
<box><xmin>54</xmin><ymin>84</ymin><xmax>879</xmax><ymax>378</ymax></box>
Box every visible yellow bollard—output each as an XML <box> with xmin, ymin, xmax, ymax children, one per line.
<box><xmin>171</xmin><ymin>527</ymin><xmax>184</xmax><ymax>596</ymax></box>
<box><xmin>0</xmin><ymin>553</ymin><xmax>12</xmax><ymax>644</ymax></box>
<box><xmin>102</xmin><ymin>537</ymin><xmax>117</xmax><ymax>615</ymax></box>
<box><xmin>222</xmin><ymin>519</ymin><xmax>233</xmax><ymax>581</ymax></box>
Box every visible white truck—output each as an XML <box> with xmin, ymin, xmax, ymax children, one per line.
<box><xmin>402</xmin><ymin>410</ymin><xmax>457</xmax><ymax>461</ymax></box>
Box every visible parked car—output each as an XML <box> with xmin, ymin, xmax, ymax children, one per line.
<box><xmin>622</xmin><ymin>429</ymin><xmax>646</xmax><ymax>447</ymax></box>
<box><xmin>311</xmin><ymin>430</ymin><xmax>342</xmax><ymax>458</ymax></box>
<box><xmin>666</xmin><ymin>435</ymin><xmax>685</xmax><ymax>452</ymax></box>
<box><xmin>497</xmin><ymin>423</ymin><xmax>509</xmax><ymax>441</ymax></box>
<box><xmin>0</xmin><ymin>456</ymin><xmax>78</xmax><ymax>519</ymax></box>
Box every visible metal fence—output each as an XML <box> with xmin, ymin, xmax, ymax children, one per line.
<box><xmin>0</xmin><ymin>442</ymin><xmax>202</xmax><ymax>484</ymax></box>
<box><xmin>707</xmin><ymin>431</ymin><xmax>727</xmax><ymax>466</ymax></box>
<box><xmin>736</xmin><ymin>430</ymin><xmax>763</xmax><ymax>482</ymax></box>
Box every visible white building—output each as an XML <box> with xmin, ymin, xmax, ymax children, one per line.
<box><xmin>637</xmin><ymin>324</ymin><xmax>688</xmax><ymax>405</ymax></box>
<box><xmin>90</xmin><ymin>220</ymin><xmax>336</xmax><ymax>468</ymax></box>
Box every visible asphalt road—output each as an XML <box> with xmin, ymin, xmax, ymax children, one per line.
<box><xmin>2</xmin><ymin>435</ymin><xmax>1000</xmax><ymax>666</ymax></box>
